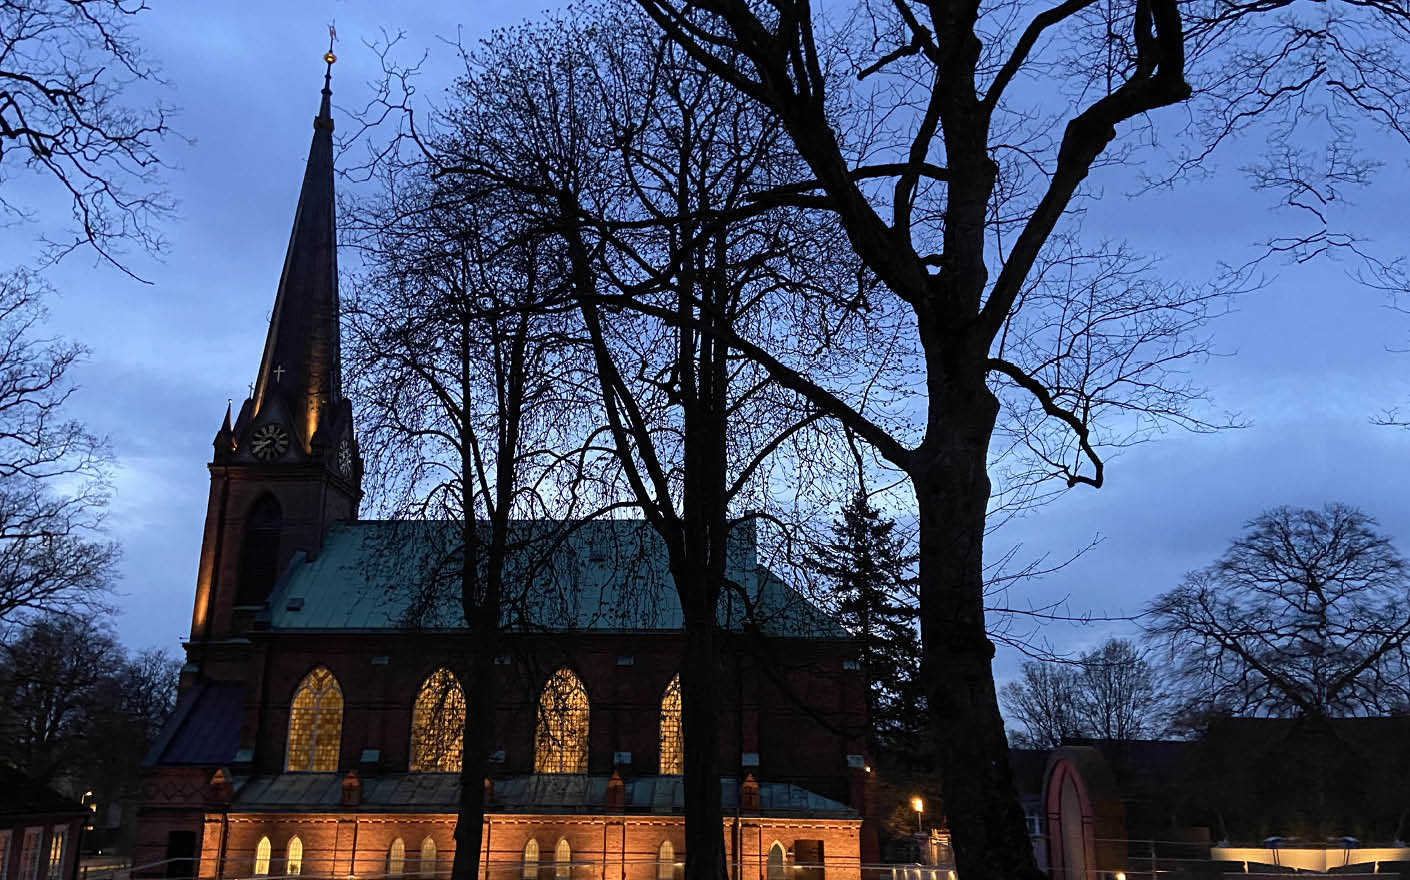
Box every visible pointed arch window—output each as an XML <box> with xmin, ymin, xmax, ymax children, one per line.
<box><xmin>554</xmin><ymin>840</ymin><xmax>571</xmax><ymax>880</ymax></box>
<box><xmin>254</xmin><ymin>837</ymin><xmax>271</xmax><ymax>877</ymax></box>
<box><xmin>659</xmin><ymin>675</ymin><xmax>683</xmax><ymax>775</ymax></box>
<box><xmin>766</xmin><ymin>843</ymin><xmax>785</xmax><ymax>880</ymax></box>
<box><xmin>286</xmin><ymin>667</ymin><xmax>343</xmax><ymax>771</ymax></box>
<box><xmin>534</xmin><ymin>669</ymin><xmax>589</xmax><ymax>773</ymax></box>
<box><xmin>657</xmin><ymin>841</ymin><xmax>675</xmax><ymax>880</ymax></box>
<box><xmin>522</xmin><ymin>839</ymin><xmax>539</xmax><ymax>880</ymax></box>
<box><xmin>418</xmin><ymin>837</ymin><xmax>437</xmax><ymax>878</ymax></box>
<box><xmin>286</xmin><ymin>837</ymin><xmax>303</xmax><ymax>876</ymax></box>
<box><xmin>236</xmin><ymin>495</ymin><xmax>283</xmax><ymax>606</ymax></box>
<box><xmin>411</xmin><ymin>668</ymin><xmax>466</xmax><ymax>772</ymax></box>
<box><xmin>387</xmin><ymin>838</ymin><xmax>406</xmax><ymax>878</ymax></box>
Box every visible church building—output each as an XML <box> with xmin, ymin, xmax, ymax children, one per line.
<box><xmin>134</xmin><ymin>54</ymin><xmax>872</xmax><ymax>880</ymax></box>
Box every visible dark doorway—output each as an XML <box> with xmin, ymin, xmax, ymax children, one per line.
<box><xmin>165</xmin><ymin>831</ymin><xmax>197</xmax><ymax>879</ymax></box>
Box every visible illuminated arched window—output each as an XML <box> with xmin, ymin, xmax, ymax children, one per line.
<box><xmin>522</xmin><ymin>839</ymin><xmax>539</xmax><ymax>880</ymax></box>
<box><xmin>286</xmin><ymin>837</ymin><xmax>303</xmax><ymax>876</ymax></box>
<box><xmin>387</xmin><ymin>838</ymin><xmax>406</xmax><ymax>878</ymax></box>
<box><xmin>657</xmin><ymin>841</ymin><xmax>674</xmax><ymax>880</ymax></box>
<box><xmin>659</xmin><ymin>675</ymin><xmax>683</xmax><ymax>775</ymax></box>
<box><xmin>237</xmin><ymin>494</ymin><xmax>282</xmax><ymax>606</ymax></box>
<box><xmin>554</xmin><ymin>839</ymin><xmax>571</xmax><ymax>880</ymax></box>
<box><xmin>286</xmin><ymin>667</ymin><xmax>343</xmax><ymax>771</ymax></box>
<box><xmin>534</xmin><ymin>669</ymin><xmax>589</xmax><ymax>773</ymax></box>
<box><xmin>411</xmin><ymin>668</ymin><xmax>465</xmax><ymax>772</ymax></box>
<box><xmin>766</xmin><ymin>843</ymin><xmax>785</xmax><ymax>880</ymax></box>
<box><xmin>419</xmin><ymin>837</ymin><xmax>437</xmax><ymax>878</ymax></box>
<box><xmin>254</xmin><ymin>837</ymin><xmax>271</xmax><ymax>877</ymax></box>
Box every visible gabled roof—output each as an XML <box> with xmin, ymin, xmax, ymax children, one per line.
<box><xmin>264</xmin><ymin>519</ymin><xmax>847</xmax><ymax>639</ymax></box>
<box><xmin>0</xmin><ymin>765</ymin><xmax>87</xmax><ymax>819</ymax></box>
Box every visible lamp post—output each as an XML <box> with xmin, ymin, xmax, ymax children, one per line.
<box><xmin>911</xmin><ymin>796</ymin><xmax>924</xmax><ymax>834</ymax></box>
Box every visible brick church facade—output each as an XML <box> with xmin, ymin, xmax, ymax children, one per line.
<box><xmin>134</xmin><ymin>55</ymin><xmax>873</xmax><ymax>880</ymax></box>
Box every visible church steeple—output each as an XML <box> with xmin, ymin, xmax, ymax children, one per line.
<box><xmin>192</xmin><ymin>42</ymin><xmax>362</xmax><ymax>649</ymax></box>
<box><xmin>249</xmin><ymin>45</ymin><xmax>342</xmax><ymax>452</ymax></box>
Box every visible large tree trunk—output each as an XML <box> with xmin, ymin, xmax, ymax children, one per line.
<box><xmin>678</xmin><ymin>604</ymin><xmax>728</xmax><ymax>880</ymax></box>
<box><xmin>452</xmin><ymin>640</ymin><xmax>498</xmax><ymax>880</ymax></box>
<box><xmin>915</xmin><ymin>380</ymin><xmax>1041</xmax><ymax>880</ymax></box>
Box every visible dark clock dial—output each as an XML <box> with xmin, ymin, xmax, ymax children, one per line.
<box><xmin>250</xmin><ymin>424</ymin><xmax>290</xmax><ymax>461</ymax></box>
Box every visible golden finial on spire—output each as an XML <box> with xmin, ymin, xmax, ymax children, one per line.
<box><xmin>324</xmin><ymin>23</ymin><xmax>337</xmax><ymax>66</ymax></box>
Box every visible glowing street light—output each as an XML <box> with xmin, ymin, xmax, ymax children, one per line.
<box><xmin>911</xmin><ymin>796</ymin><xmax>924</xmax><ymax>834</ymax></box>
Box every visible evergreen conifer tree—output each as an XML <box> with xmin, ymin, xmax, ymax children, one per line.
<box><xmin>808</xmin><ymin>491</ymin><xmax>926</xmax><ymax>760</ymax></box>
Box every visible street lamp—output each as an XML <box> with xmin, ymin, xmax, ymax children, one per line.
<box><xmin>911</xmin><ymin>796</ymin><xmax>924</xmax><ymax>834</ymax></box>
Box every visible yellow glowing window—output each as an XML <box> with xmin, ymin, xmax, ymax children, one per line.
<box><xmin>286</xmin><ymin>837</ymin><xmax>302</xmax><ymax>876</ymax></box>
<box><xmin>411</xmin><ymin>668</ymin><xmax>465</xmax><ymax>772</ymax></box>
<box><xmin>419</xmin><ymin>837</ymin><xmax>437</xmax><ymax>878</ymax></box>
<box><xmin>657</xmin><ymin>841</ymin><xmax>674</xmax><ymax>880</ymax></box>
<box><xmin>554</xmin><ymin>840</ymin><xmax>571</xmax><ymax>880</ymax></box>
<box><xmin>254</xmin><ymin>837</ymin><xmax>271</xmax><ymax>877</ymax></box>
<box><xmin>522</xmin><ymin>839</ymin><xmax>539</xmax><ymax>880</ymax></box>
<box><xmin>387</xmin><ymin>839</ymin><xmax>405</xmax><ymax>877</ymax></box>
<box><xmin>659</xmin><ymin>675</ymin><xmax>683</xmax><ymax>775</ymax></box>
<box><xmin>534</xmin><ymin>669</ymin><xmax>589</xmax><ymax>774</ymax></box>
<box><xmin>286</xmin><ymin>667</ymin><xmax>343</xmax><ymax>772</ymax></box>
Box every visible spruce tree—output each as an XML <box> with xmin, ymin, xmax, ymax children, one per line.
<box><xmin>808</xmin><ymin>491</ymin><xmax>926</xmax><ymax>760</ymax></box>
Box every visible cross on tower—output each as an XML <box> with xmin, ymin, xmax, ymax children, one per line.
<box><xmin>272</xmin><ymin>364</ymin><xmax>286</xmax><ymax>382</ymax></box>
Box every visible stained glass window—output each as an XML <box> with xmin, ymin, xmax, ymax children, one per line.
<box><xmin>387</xmin><ymin>839</ymin><xmax>405</xmax><ymax>878</ymax></box>
<box><xmin>411</xmin><ymin>668</ymin><xmax>465</xmax><ymax>772</ymax></box>
<box><xmin>522</xmin><ymin>839</ymin><xmax>539</xmax><ymax>880</ymax></box>
<box><xmin>659</xmin><ymin>675</ymin><xmax>683</xmax><ymax>775</ymax></box>
<box><xmin>419</xmin><ymin>837</ymin><xmax>437</xmax><ymax>878</ymax></box>
<box><xmin>554</xmin><ymin>840</ymin><xmax>571</xmax><ymax>880</ymax></box>
<box><xmin>533</xmin><ymin>669</ymin><xmax>589</xmax><ymax>774</ymax></box>
<box><xmin>254</xmin><ymin>838</ymin><xmax>271</xmax><ymax>877</ymax></box>
<box><xmin>286</xmin><ymin>837</ymin><xmax>302</xmax><ymax>876</ymax></box>
<box><xmin>286</xmin><ymin>667</ymin><xmax>343</xmax><ymax>772</ymax></box>
<box><xmin>657</xmin><ymin>841</ymin><xmax>674</xmax><ymax>880</ymax></box>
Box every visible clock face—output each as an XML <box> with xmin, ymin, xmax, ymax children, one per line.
<box><xmin>250</xmin><ymin>423</ymin><xmax>290</xmax><ymax>462</ymax></box>
<box><xmin>338</xmin><ymin>437</ymin><xmax>353</xmax><ymax>476</ymax></box>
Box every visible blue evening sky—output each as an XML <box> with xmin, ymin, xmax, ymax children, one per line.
<box><xmin>2</xmin><ymin>2</ymin><xmax>1408</xmax><ymax>684</ymax></box>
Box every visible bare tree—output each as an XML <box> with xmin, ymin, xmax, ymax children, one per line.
<box><xmin>577</xmin><ymin>0</ymin><xmax>1410</xmax><ymax>875</ymax></box>
<box><xmin>1002</xmin><ymin>637</ymin><xmax>1161</xmax><ymax>746</ymax></box>
<box><xmin>345</xmin><ymin>158</ymin><xmax>584</xmax><ymax>880</ymax></box>
<box><xmin>1000</xmin><ymin>661</ymin><xmax>1083</xmax><ymax>749</ymax></box>
<box><xmin>0</xmin><ymin>0</ymin><xmax>174</xmax><ymax>267</ymax></box>
<box><xmin>1147</xmin><ymin>504</ymin><xmax>1410</xmax><ymax>721</ymax></box>
<box><xmin>0</xmin><ymin>269</ymin><xmax>115</xmax><ymax>626</ymax></box>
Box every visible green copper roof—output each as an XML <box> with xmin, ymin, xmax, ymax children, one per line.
<box><xmin>263</xmin><ymin>519</ymin><xmax>846</xmax><ymax>638</ymax></box>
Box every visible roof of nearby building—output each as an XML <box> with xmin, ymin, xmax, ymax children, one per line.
<box><xmin>146</xmin><ymin>682</ymin><xmax>245</xmax><ymax>766</ymax></box>
<box><xmin>263</xmin><ymin>519</ymin><xmax>847</xmax><ymax>639</ymax></box>
<box><xmin>0</xmin><ymin>765</ymin><xmax>87</xmax><ymax>820</ymax></box>
<box><xmin>228</xmin><ymin>773</ymin><xmax>858</xmax><ymax>818</ymax></box>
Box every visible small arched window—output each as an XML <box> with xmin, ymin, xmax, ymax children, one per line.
<box><xmin>387</xmin><ymin>838</ymin><xmax>406</xmax><ymax>878</ymax></box>
<box><xmin>554</xmin><ymin>839</ymin><xmax>571</xmax><ymax>880</ymax></box>
<box><xmin>659</xmin><ymin>675</ymin><xmax>683</xmax><ymax>775</ymax></box>
<box><xmin>286</xmin><ymin>837</ymin><xmax>303</xmax><ymax>876</ymax></box>
<box><xmin>411</xmin><ymin>668</ymin><xmax>466</xmax><ymax>772</ymax></box>
<box><xmin>522</xmin><ymin>839</ymin><xmax>539</xmax><ymax>880</ymax></box>
<box><xmin>254</xmin><ymin>837</ymin><xmax>271</xmax><ymax>877</ymax></box>
<box><xmin>419</xmin><ymin>837</ymin><xmax>437</xmax><ymax>878</ymax></box>
<box><xmin>236</xmin><ymin>495</ymin><xmax>283</xmax><ymax>606</ymax></box>
<box><xmin>534</xmin><ymin>669</ymin><xmax>589</xmax><ymax>773</ymax></box>
<box><xmin>657</xmin><ymin>841</ymin><xmax>675</xmax><ymax>880</ymax></box>
<box><xmin>286</xmin><ymin>667</ymin><xmax>343</xmax><ymax>771</ymax></box>
<box><xmin>766</xmin><ymin>842</ymin><xmax>786</xmax><ymax>880</ymax></box>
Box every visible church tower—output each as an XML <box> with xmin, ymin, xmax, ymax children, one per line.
<box><xmin>188</xmin><ymin>51</ymin><xmax>362</xmax><ymax>669</ymax></box>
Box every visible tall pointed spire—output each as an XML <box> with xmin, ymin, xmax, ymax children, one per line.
<box><xmin>251</xmin><ymin>38</ymin><xmax>342</xmax><ymax>452</ymax></box>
